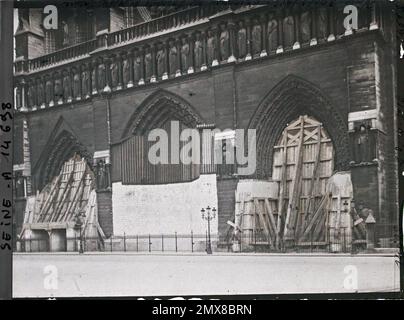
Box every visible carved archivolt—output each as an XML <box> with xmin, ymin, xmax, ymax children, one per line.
<box><xmin>121</xmin><ymin>89</ymin><xmax>204</xmax><ymax>139</ymax></box>
<box><xmin>37</xmin><ymin>130</ymin><xmax>93</xmax><ymax>191</ymax></box>
<box><xmin>248</xmin><ymin>75</ymin><xmax>349</xmax><ymax>178</ymax></box>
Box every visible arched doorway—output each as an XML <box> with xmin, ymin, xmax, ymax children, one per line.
<box><xmin>20</xmin><ymin>154</ymin><xmax>104</xmax><ymax>252</ymax></box>
<box><xmin>272</xmin><ymin>115</ymin><xmax>335</xmax><ymax>247</ymax></box>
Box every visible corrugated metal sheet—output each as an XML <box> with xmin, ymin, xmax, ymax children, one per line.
<box><xmin>112</xmin><ymin>121</ymin><xmax>218</xmax><ymax>184</ymax></box>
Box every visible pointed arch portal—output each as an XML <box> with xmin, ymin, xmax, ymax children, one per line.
<box><xmin>273</xmin><ymin>115</ymin><xmax>334</xmax><ymax>244</ymax></box>
<box><xmin>113</xmin><ymin>90</ymin><xmax>206</xmax><ymax>184</ymax></box>
<box><xmin>248</xmin><ymin>75</ymin><xmax>350</xmax><ymax>179</ymax></box>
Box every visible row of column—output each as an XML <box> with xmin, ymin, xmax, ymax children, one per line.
<box><xmin>15</xmin><ymin>3</ymin><xmax>379</xmax><ymax>110</ymax></box>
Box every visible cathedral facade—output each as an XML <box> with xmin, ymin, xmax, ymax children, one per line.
<box><xmin>13</xmin><ymin>3</ymin><xmax>399</xmax><ymax>252</ymax></box>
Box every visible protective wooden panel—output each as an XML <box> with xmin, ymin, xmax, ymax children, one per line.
<box><xmin>272</xmin><ymin>115</ymin><xmax>334</xmax><ymax>243</ymax></box>
<box><xmin>112</xmin><ymin>121</ymin><xmax>201</xmax><ymax>184</ymax></box>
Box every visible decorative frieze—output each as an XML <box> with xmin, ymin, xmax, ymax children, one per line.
<box><xmin>14</xmin><ymin>3</ymin><xmax>380</xmax><ymax>112</ymax></box>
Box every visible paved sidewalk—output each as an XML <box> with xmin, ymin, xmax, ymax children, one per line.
<box><xmin>13</xmin><ymin>253</ymin><xmax>400</xmax><ymax>297</ymax></box>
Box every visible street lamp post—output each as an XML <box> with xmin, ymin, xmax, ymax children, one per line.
<box><xmin>201</xmin><ymin>206</ymin><xmax>216</xmax><ymax>254</ymax></box>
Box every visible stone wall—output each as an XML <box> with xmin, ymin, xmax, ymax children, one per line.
<box><xmin>112</xmin><ymin>174</ymin><xmax>218</xmax><ymax>236</ymax></box>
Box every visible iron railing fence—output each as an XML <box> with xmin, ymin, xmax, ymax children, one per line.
<box><xmin>15</xmin><ymin>225</ymin><xmax>400</xmax><ymax>254</ymax></box>
<box><xmin>16</xmin><ymin>232</ymin><xmax>218</xmax><ymax>254</ymax></box>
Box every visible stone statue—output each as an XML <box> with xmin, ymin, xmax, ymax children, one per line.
<box><xmin>237</xmin><ymin>21</ymin><xmax>247</xmax><ymax>58</ymax></box>
<box><xmin>36</xmin><ymin>79</ymin><xmax>44</xmax><ymax>106</ymax></box>
<box><xmin>134</xmin><ymin>54</ymin><xmax>142</xmax><ymax>82</ymax></box>
<box><xmin>62</xmin><ymin>20</ymin><xmax>69</xmax><ymax>46</ymax></box>
<box><xmin>122</xmin><ymin>57</ymin><xmax>130</xmax><ymax>86</ymax></box>
<box><xmin>300</xmin><ymin>11</ymin><xmax>311</xmax><ymax>44</ymax></box>
<box><xmin>355</xmin><ymin>124</ymin><xmax>373</xmax><ymax>163</ymax></box>
<box><xmin>283</xmin><ymin>15</ymin><xmax>294</xmax><ymax>48</ymax></box>
<box><xmin>194</xmin><ymin>33</ymin><xmax>203</xmax><ymax>68</ymax></box>
<box><xmin>168</xmin><ymin>40</ymin><xmax>178</xmax><ymax>74</ymax></box>
<box><xmin>54</xmin><ymin>77</ymin><xmax>63</xmax><ymax>102</ymax></box>
<box><xmin>97</xmin><ymin>61</ymin><xmax>106</xmax><ymax>90</ymax></box>
<box><xmin>251</xmin><ymin>19</ymin><xmax>262</xmax><ymax>55</ymax></box>
<box><xmin>110</xmin><ymin>60</ymin><xmax>119</xmax><ymax>88</ymax></box>
<box><xmin>96</xmin><ymin>159</ymin><xmax>106</xmax><ymax>190</ymax></box>
<box><xmin>219</xmin><ymin>24</ymin><xmax>230</xmax><ymax>61</ymax></box>
<box><xmin>45</xmin><ymin>77</ymin><xmax>53</xmax><ymax>104</ymax></box>
<box><xmin>91</xmin><ymin>62</ymin><xmax>97</xmax><ymax>93</ymax></box>
<box><xmin>181</xmin><ymin>37</ymin><xmax>190</xmax><ymax>73</ymax></box>
<box><xmin>267</xmin><ymin>16</ymin><xmax>278</xmax><ymax>52</ymax></box>
<box><xmin>81</xmin><ymin>66</ymin><xmax>89</xmax><ymax>97</ymax></box>
<box><xmin>63</xmin><ymin>71</ymin><xmax>71</xmax><ymax>101</ymax></box>
<box><xmin>317</xmin><ymin>8</ymin><xmax>328</xmax><ymax>40</ymax></box>
<box><xmin>73</xmin><ymin>69</ymin><xmax>81</xmax><ymax>99</ymax></box>
<box><xmin>96</xmin><ymin>159</ymin><xmax>111</xmax><ymax>190</ymax></box>
<box><xmin>156</xmin><ymin>45</ymin><xmax>166</xmax><ymax>78</ymax></box>
<box><xmin>207</xmin><ymin>30</ymin><xmax>217</xmax><ymax>65</ymax></box>
<box><xmin>144</xmin><ymin>48</ymin><xmax>153</xmax><ymax>80</ymax></box>
<box><xmin>27</xmin><ymin>81</ymin><xmax>36</xmax><ymax>107</ymax></box>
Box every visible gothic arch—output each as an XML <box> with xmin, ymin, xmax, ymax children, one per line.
<box><xmin>248</xmin><ymin>75</ymin><xmax>349</xmax><ymax>178</ymax></box>
<box><xmin>35</xmin><ymin>129</ymin><xmax>93</xmax><ymax>191</ymax></box>
<box><xmin>121</xmin><ymin>89</ymin><xmax>205</xmax><ymax>139</ymax></box>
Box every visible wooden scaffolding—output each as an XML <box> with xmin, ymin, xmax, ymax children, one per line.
<box><xmin>233</xmin><ymin>116</ymin><xmax>355</xmax><ymax>251</ymax></box>
<box><xmin>20</xmin><ymin>154</ymin><xmax>105</xmax><ymax>249</ymax></box>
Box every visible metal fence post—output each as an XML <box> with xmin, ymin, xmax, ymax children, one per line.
<box><xmin>161</xmin><ymin>234</ymin><xmax>164</xmax><ymax>252</ymax></box>
<box><xmin>136</xmin><ymin>235</ymin><xmax>139</xmax><ymax>252</ymax></box>
<box><xmin>205</xmin><ymin>231</ymin><xmax>208</xmax><ymax>252</ymax></box>
<box><xmin>175</xmin><ymin>232</ymin><xmax>178</xmax><ymax>252</ymax></box>
<box><xmin>268</xmin><ymin>231</ymin><xmax>271</xmax><ymax>252</ymax></box>
<box><xmin>123</xmin><ymin>232</ymin><xmax>126</xmax><ymax>252</ymax></box>
<box><xmin>310</xmin><ymin>229</ymin><xmax>313</xmax><ymax>253</ymax></box>
<box><xmin>191</xmin><ymin>231</ymin><xmax>194</xmax><ymax>253</ymax></box>
<box><xmin>254</xmin><ymin>230</ymin><xmax>257</xmax><ymax>253</ymax></box>
<box><xmin>148</xmin><ymin>234</ymin><xmax>151</xmax><ymax>252</ymax></box>
<box><xmin>110</xmin><ymin>236</ymin><xmax>113</xmax><ymax>252</ymax></box>
<box><xmin>343</xmin><ymin>228</ymin><xmax>346</xmax><ymax>252</ymax></box>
